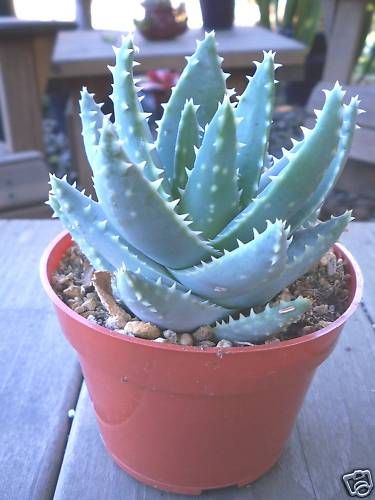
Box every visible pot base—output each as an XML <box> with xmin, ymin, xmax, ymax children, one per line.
<box><xmin>109</xmin><ymin>445</ymin><xmax>282</xmax><ymax>495</ymax></box>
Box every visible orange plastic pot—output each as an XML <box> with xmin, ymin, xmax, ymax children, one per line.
<box><xmin>40</xmin><ymin>232</ymin><xmax>363</xmax><ymax>495</ymax></box>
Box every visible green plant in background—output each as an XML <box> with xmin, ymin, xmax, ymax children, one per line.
<box><xmin>256</xmin><ymin>0</ymin><xmax>375</xmax><ymax>82</ymax></box>
<box><xmin>353</xmin><ymin>1</ymin><xmax>375</xmax><ymax>82</ymax></box>
<box><xmin>256</xmin><ymin>0</ymin><xmax>321</xmax><ymax>47</ymax></box>
<box><xmin>48</xmin><ymin>33</ymin><xmax>360</xmax><ymax>343</ymax></box>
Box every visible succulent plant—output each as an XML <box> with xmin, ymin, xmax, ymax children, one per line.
<box><xmin>48</xmin><ymin>32</ymin><xmax>361</xmax><ymax>344</ymax></box>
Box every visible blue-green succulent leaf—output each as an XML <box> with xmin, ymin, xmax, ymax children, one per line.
<box><xmin>233</xmin><ymin>212</ymin><xmax>352</xmax><ymax>307</ymax></box>
<box><xmin>92</xmin><ymin>121</ymin><xmax>216</xmax><ymax>269</ymax></box>
<box><xmin>48</xmin><ymin>186</ymin><xmax>112</xmax><ymax>271</ymax></box>
<box><xmin>110</xmin><ymin>36</ymin><xmax>163</xmax><ymax>184</ymax></box>
<box><xmin>214</xmin><ymin>297</ymin><xmax>311</xmax><ymax>343</ymax></box>
<box><xmin>212</xmin><ymin>83</ymin><xmax>345</xmax><ymax>251</ymax></box>
<box><xmin>79</xmin><ymin>88</ymin><xmax>104</xmax><ymax>167</ymax></box>
<box><xmin>49</xmin><ymin>34</ymin><xmax>360</xmax><ymax>339</ymax></box>
<box><xmin>288</xmin><ymin>96</ymin><xmax>359</xmax><ymax>230</ymax></box>
<box><xmin>171</xmin><ymin>98</ymin><xmax>200</xmax><ymax>198</ymax></box>
<box><xmin>259</xmin><ymin>96</ymin><xmax>358</xmax><ymax>206</ymax></box>
<box><xmin>170</xmin><ymin>220</ymin><xmax>289</xmax><ymax>306</ymax></box>
<box><xmin>49</xmin><ymin>174</ymin><xmax>175</xmax><ymax>284</ymax></box>
<box><xmin>181</xmin><ymin>97</ymin><xmax>240</xmax><ymax>239</ymax></box>
<box><xmin>258</xmin><ymin>141</ymin><xmax>303</xmax><ymax>192</ymax></box>
<box><xmin>116</xmin><ymin>267</ymin><xmax>231</xmax><ymax>331</ymax></box>
<box><xmin>156</xmin><ymin>32</ymin><xmax>226</xmax><ymax>182</ymax></box>
<box><xmin>235</xmin><ymin>51</ymin><xmax>276</xmax><ymax>205</ymax></box>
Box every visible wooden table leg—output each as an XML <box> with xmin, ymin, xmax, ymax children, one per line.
<box><xmin>0</xmin><ymin>20</ymin><xmax>75</xmax><ymax>153</ymax></box>
<box><xmin>0</xmin><ymin>37</ymin><xmax>45</xmax><ymax>152</ymax></box>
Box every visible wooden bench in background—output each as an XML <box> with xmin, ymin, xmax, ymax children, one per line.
<box><xmin>0</xmin><ymin>18</ymin><xmax>74</xmax><ymax>218</ymax></box>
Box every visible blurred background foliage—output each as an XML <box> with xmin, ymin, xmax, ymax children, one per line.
<box><xmin>255</xmin><ymin>0</ymin><xmax>375</xmax><ymax>83</ymax></box>
<box><xmin>256</xmin><ymin>0</ymin><xmax>321</xmax><ymax>47</ymax></box>
<box><xmin>353</xmin><ymin>0</ymin><xmax>375</xmax><ymax>83</ymax></box>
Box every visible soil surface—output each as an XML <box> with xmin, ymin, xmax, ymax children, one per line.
<box><xmin>52</xmin><ymin>244</ymin><xmax>350</xmax><ymax>348</ymax></box>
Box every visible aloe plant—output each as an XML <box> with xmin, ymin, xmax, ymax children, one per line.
<box><xmin>48</xmin><ymin>32</ymin><xmax>360</xmax><ymax>344</ymax></box>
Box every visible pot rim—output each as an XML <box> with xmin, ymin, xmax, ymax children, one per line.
<box><xmin>40</xmin><ymin>230</ymin><xmax>363</xmax><ymax>354</ymax></box>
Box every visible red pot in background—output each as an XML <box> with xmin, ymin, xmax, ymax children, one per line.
<box><xmin>40</xmin><ymin>231</ymin><xmax>363</xmax><ymax>495</ymax></box>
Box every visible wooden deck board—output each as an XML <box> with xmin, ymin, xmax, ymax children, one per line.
<box><xmin>1</xmin><ymin>220</ymin><xmax>64</xmax><ymax>310</ymax></box>
<box><xmin>296</xmin><ymin>307</ymin><xmax>375</xmax><ymax>500</ymax></box>
<box><xmin>342</xmin><ymin>222</ymin><xmax>375</xmax><ymax>320</ymax></box>
<box><xmin>0</xmin><ymin>220</ymin><xmax>82</xmax><ymax>500</ymax></box>
<box><xmin>52</xmin><ymin>222</ymin><xmax>375</xmax><ymax>499</ymax></box>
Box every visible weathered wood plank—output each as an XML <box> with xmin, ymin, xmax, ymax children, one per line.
<box><xmin>0</xmin><ymin>220</ymin><xmax>82</xmax><ymax>500</ymax></box>
<box><xmin>0</xmin><ymin>151</ymin><xmax>50</xmax><ymax>211</ymax></box>
<box><xmin>32</xmin><ymin>34</ymin><xmax>57</xmax><ymax>98</ymax></box>
<box><xmin>341</xmin><ymin>222</ymin><xmax>375</xmax><ymax>320</ymax></box>
<box><xmin>0</xmin><ymin>37</ymin><xmax>44</xmax><ymax>151</ymax></box>
<box><xmin>0</xmin><ymin>310</ymin><xmax>82</xmax><ymax>500</ymax></box>
<box><xmin>0</xmin><ymin>19</ymin><xmax>74</xmax><ymax>153</ymax></box>
<box><xmin>53</xmin><ymin>223</ymin><xmax>374</xmax><ymax>499</ymax></box>
<box><xmin>0</xmin><ymin>220</ymin><xmax>62</xmax><ymax>310</ymax></box>
<box><xmin>0</xmin><ymin>223</ymin><xmax>68</xmax><ymax>294</ymax></box>
<box><xmin>297</xmin><ymin>307</ymin><xmax>375</xmax><ymax>500</ymax></box>
<box><xmin>52</xmin><ymin>26</ymin><xmax>306</xmax><ymax>80</ymax></box>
